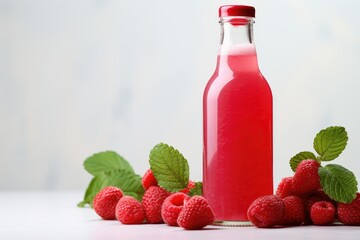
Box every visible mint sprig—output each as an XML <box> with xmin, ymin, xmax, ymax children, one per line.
<box><xmin>78</xmin><ymin>151</ymin><xmax>144</xmax><ymax>207</ymax></box>
<box><xmin>289</xmin><ymin>126</ymin><xmax>357</xmax><ymax>203</ymax></box>
<box><xmin>78</xmin><ymin>177</ymin><xmax>103</xmax><ymax>207</ymax></box>
<box><xmin>318</xmin><ymin>164</ymin><xmax>357</xmax><ymax>203</ymax></box>
<box><xmin>79</xmin><ymin>144</ymin><xmax>202</xmax><ymax>207</ymax></box>
<box><xmin>84</xmin><ymin>151</ymin><xmax>135</xmax><ymax>176</ymax></box>
<box><xmin>149</xmin><ymin>143</ymin><xmax>190</xmax><ymax>192</ymax></box>
<box><xmin>313</xmin><ymin>126</ymin><xmax>348</xmax><ymax>161</ymax></box>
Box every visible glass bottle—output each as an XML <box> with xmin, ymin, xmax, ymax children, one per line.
<box><xmin>203</xmin><ymin>5</ymin><xmax>273</xmax><ymax>225</ymax></box>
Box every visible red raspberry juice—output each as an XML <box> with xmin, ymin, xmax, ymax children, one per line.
<box><xmin>203</xmin><ymin>44</ymin><xmax>273</xmax><ymax>222</ymax></box>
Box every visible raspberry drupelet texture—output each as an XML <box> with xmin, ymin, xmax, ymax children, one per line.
<box><xmin>177</xmin><ymin>196</ymin><xmax>214</xmax><ymax>230</ymax></box>
<box><xmin>292</xmin><ymin>160</ymin><xmax>321</xmax><ymax>195</ymax></box>
<box><xmin>93</xmin><ymin>186</ymin><xmax>123</xmax><ymax>220</ymax></box>
<box><xmin>161</xmin><ymin>192</ymin><xmax>190</xmax><ymax>226</ymax></box>
<box><xmin>142</xmin><ymin>186</ymin><xmax>170</xmax><ymax>223</ymax></box>
<box><xmin>115</xmin><ymin>196</ymin><xmax>145</xmax><ymax>224</ymax></box>
<box><xmin>281</xmin><ymin>195</ymin><xmax>305</xmax><ymax>226</ymax></box>
<box><xmin>142</xmin><ymin>169</ymin><xmax>158</xmax><ymax>190</ymax></box>
<box><xmin>310</xmin><ymin>201</ymin><xmax>336</xmax><ymax>225</ymax></box>
<box><xmin>247</xmin><ymin>195</ymin><xmax>285</xmax><ymax>228</ymax></box>
<box><xmin>304</xmin><ymin>190</ymin><xmax>334</xmax><ymax>224</ymax></box>
<box><xmin>276</xmin><ymin>177</ymin><xmax>294</xmax><ymax>199</ymax></box>
<box><xmin>337</xmin><ymin>193</ymin><xmax>360</xmax><ymax>225</ymax></box>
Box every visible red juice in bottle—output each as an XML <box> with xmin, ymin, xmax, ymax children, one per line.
<box><xmin>203</xmin><ymin>5</ymin><xmax>273</xmax><ymax>225</ymax></box>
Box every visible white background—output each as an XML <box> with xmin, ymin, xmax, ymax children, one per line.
<box><xmin>1</xmin><ymin>0</ymin><xmax>360</xmax><ymax>191</ymax></box>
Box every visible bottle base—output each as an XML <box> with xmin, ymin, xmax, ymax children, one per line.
<box><xmin>213</xmin><ymin>220</ymin><xmax>253</xmax><ymax>227</ymax></box>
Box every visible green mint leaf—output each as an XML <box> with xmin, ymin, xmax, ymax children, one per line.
<box><xmin>189</xmin><ymin>182</ymin><xmax>203</xmax><ymax>196</ymax></box>
<box><xmin>290</xmin><ymin>151</ymin><xmax>317</xmax><ymax>172</ymax></box>
<box><xmin>78</xmin><ymin>176</ymin><xmax>105</xmax><ymax>207</ymax></box>
<box><xmin>149</xmin><ymin>143</ymin><xmax>189</xmax><ymax>192</ymax></box>
<box><xmin>313</xmin><ymin>126</ymin><xmax>348</xmax><ymax>161</ymax></box>
<box><xmin>84</xmin><ymin>151</ymin><xmax>134</xmax><ymax>176</ymax></box>
<box><xmin>78</xmin><ymin>170</ymin><xmax>144</xmax><ymax>207</ymax></box>
<box><xmin>318</xmin><ymin>164</ymin><xmax>358</xmax><ymax>203</ymax></box>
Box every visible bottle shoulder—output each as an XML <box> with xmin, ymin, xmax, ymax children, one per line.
<box><xmin>207</xmin><ymin>70</ymin><xmax>269</xmax><ymax>85</ymax></box>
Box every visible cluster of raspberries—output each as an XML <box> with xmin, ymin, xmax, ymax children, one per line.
<box><xmin>247</xmin><ymin>159</ymin><xmax>360</xmax><ymax>228</ymax></box>
<box><xmin>92</xmin><ymin>170</ymin><xmax>214</xmax><ymax>230</ymax></box>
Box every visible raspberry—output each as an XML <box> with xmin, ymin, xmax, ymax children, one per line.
<box><xmin>310</xmin><ymin>201</ymin><xmax>335</xmax><ymax>225</ymax></box>
<box><xmin>337</xmin><ymin>193</ymin><xmax>360</xmax><ymax>225</ymax></box>
<box><xmin>304</xmin><ymin>190</ymin><xmax>334</xmax><ymax>224</ymax></box>
<box><xmin>142</xmin><ymin>186</ymin><xmax>170</xmax><ymax>223</ymax></box>
<box><xmin>180</xmin><ymin>180</ymin><xmax>196</xmax><ymax>195</ymax></box>
<box><xmin>292</xmin><ymin>160</ymin><xmax>321</xmax><ymax>195</ymax></box>
<box><xmin>93</xmin><ymin>186</ymin><xmax>123</xmax><ymax>220</ymax></box>
<box><xmin>247</xmin><ymin>195</ymin><xmax>285</xmax><ymax>228</ymax></box>
<box><xmin>115</xmin><ymin>196</ymin><xmax>145</xmax><ymax>224</ymax></box>
<box><xmin>161</xmin><ymin>192</ymin><xmax>190</xmax><ymax>226</ymax></box>
<box><xmin>142</xmin><ymin>169</ymin><xmax>158</xmax><ymax>190</ymax></box>
<box><xmin>276</xmin><ymin>177</ymin><xmax>294</xmax><ymax>198</ymax></box>
<box><xmin>177</xmin><ymin>196</ymin><xmax>214</xmax><ymax>230</ymax></box>
<box><xmin>281</xmin><ymin>195</ymin><xmax>305</xmax><ymax>226</ymax></box>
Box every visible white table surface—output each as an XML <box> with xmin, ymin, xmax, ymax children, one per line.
<box><xmin>0</xmin><ymin>191</ymin><xmax>360</xmax><ymax>240</ymax></box>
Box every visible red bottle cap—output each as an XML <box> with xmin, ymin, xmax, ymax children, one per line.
<box><xmin>219</xmin><ymin>5</ymin><xmax>255</xmax><ymax>18</ymax></box>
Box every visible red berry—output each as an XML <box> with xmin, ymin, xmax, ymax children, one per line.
<box><xmin>177</xmin><ymin>196</ymin><xmax>214</xmax><ymax>230</ymax></box>
<box><xmin>281</xmin><ymin>195</ymin><xmax>305</xmax><ymax>226</ymax></box>
<box><xmin>93</xmin><ymin>186</ymin><xmax>123</xmax><ymax>220</ymax></box>
<box><xmin>292</xmin><ymin>160</ymin><xmax>321</xmax><ymax>195</ymax></box>
<box><xmin>276</xmin><ymin>177</ymin><xmax>294</xmax><ymax>198</ymax></box>
<box><xmin>310</xmin><ymin>201</ymin><xmax>335</xmax><ymax>225</ymax></box>
<box><xmin>142</xmin><ymin>169</ymin><xmax>158</xmax><ymax>190</ymax></box>
<box><xmin>180</xmin><ymin>180</ymin><xmax>196</xmax><ymax>194</ymax></box>
<box><xmin>161</xmin><ymin>192</ymin><xmax>190</xmax><ymax>226</ymax></box>
<box><xmin>115</xmin><ymin>196</ymin><xmax>145</xmax><ymax>224</ymax></box>
<box><xmin>304</xmin><ymin>190</ymin><xmax>334</xmax><ymax>224</ymax></box>
<box><xmin>142</xmin><ymin>186</ymin><xmax>170</xmax><ymax>223</ymax></box>
<box><xmin>247</xmin><ymin>195</ymin><xmax>285</xmax><ymax>228</ymax></box>
<box><xmin>337</xmin><ymin>193</ymin><xmax>360</xmax><ymax>225</ymax></box>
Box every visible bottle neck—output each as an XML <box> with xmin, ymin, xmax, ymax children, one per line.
<box><xmin>220</xmin><ymin>17</ymin><xmax>254</xmax><ymax>46</ymax></box>
<box><xmin>217</xmin><ymin>17</ymin><xmax>259</xmax><ymax>72</ymax></box>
